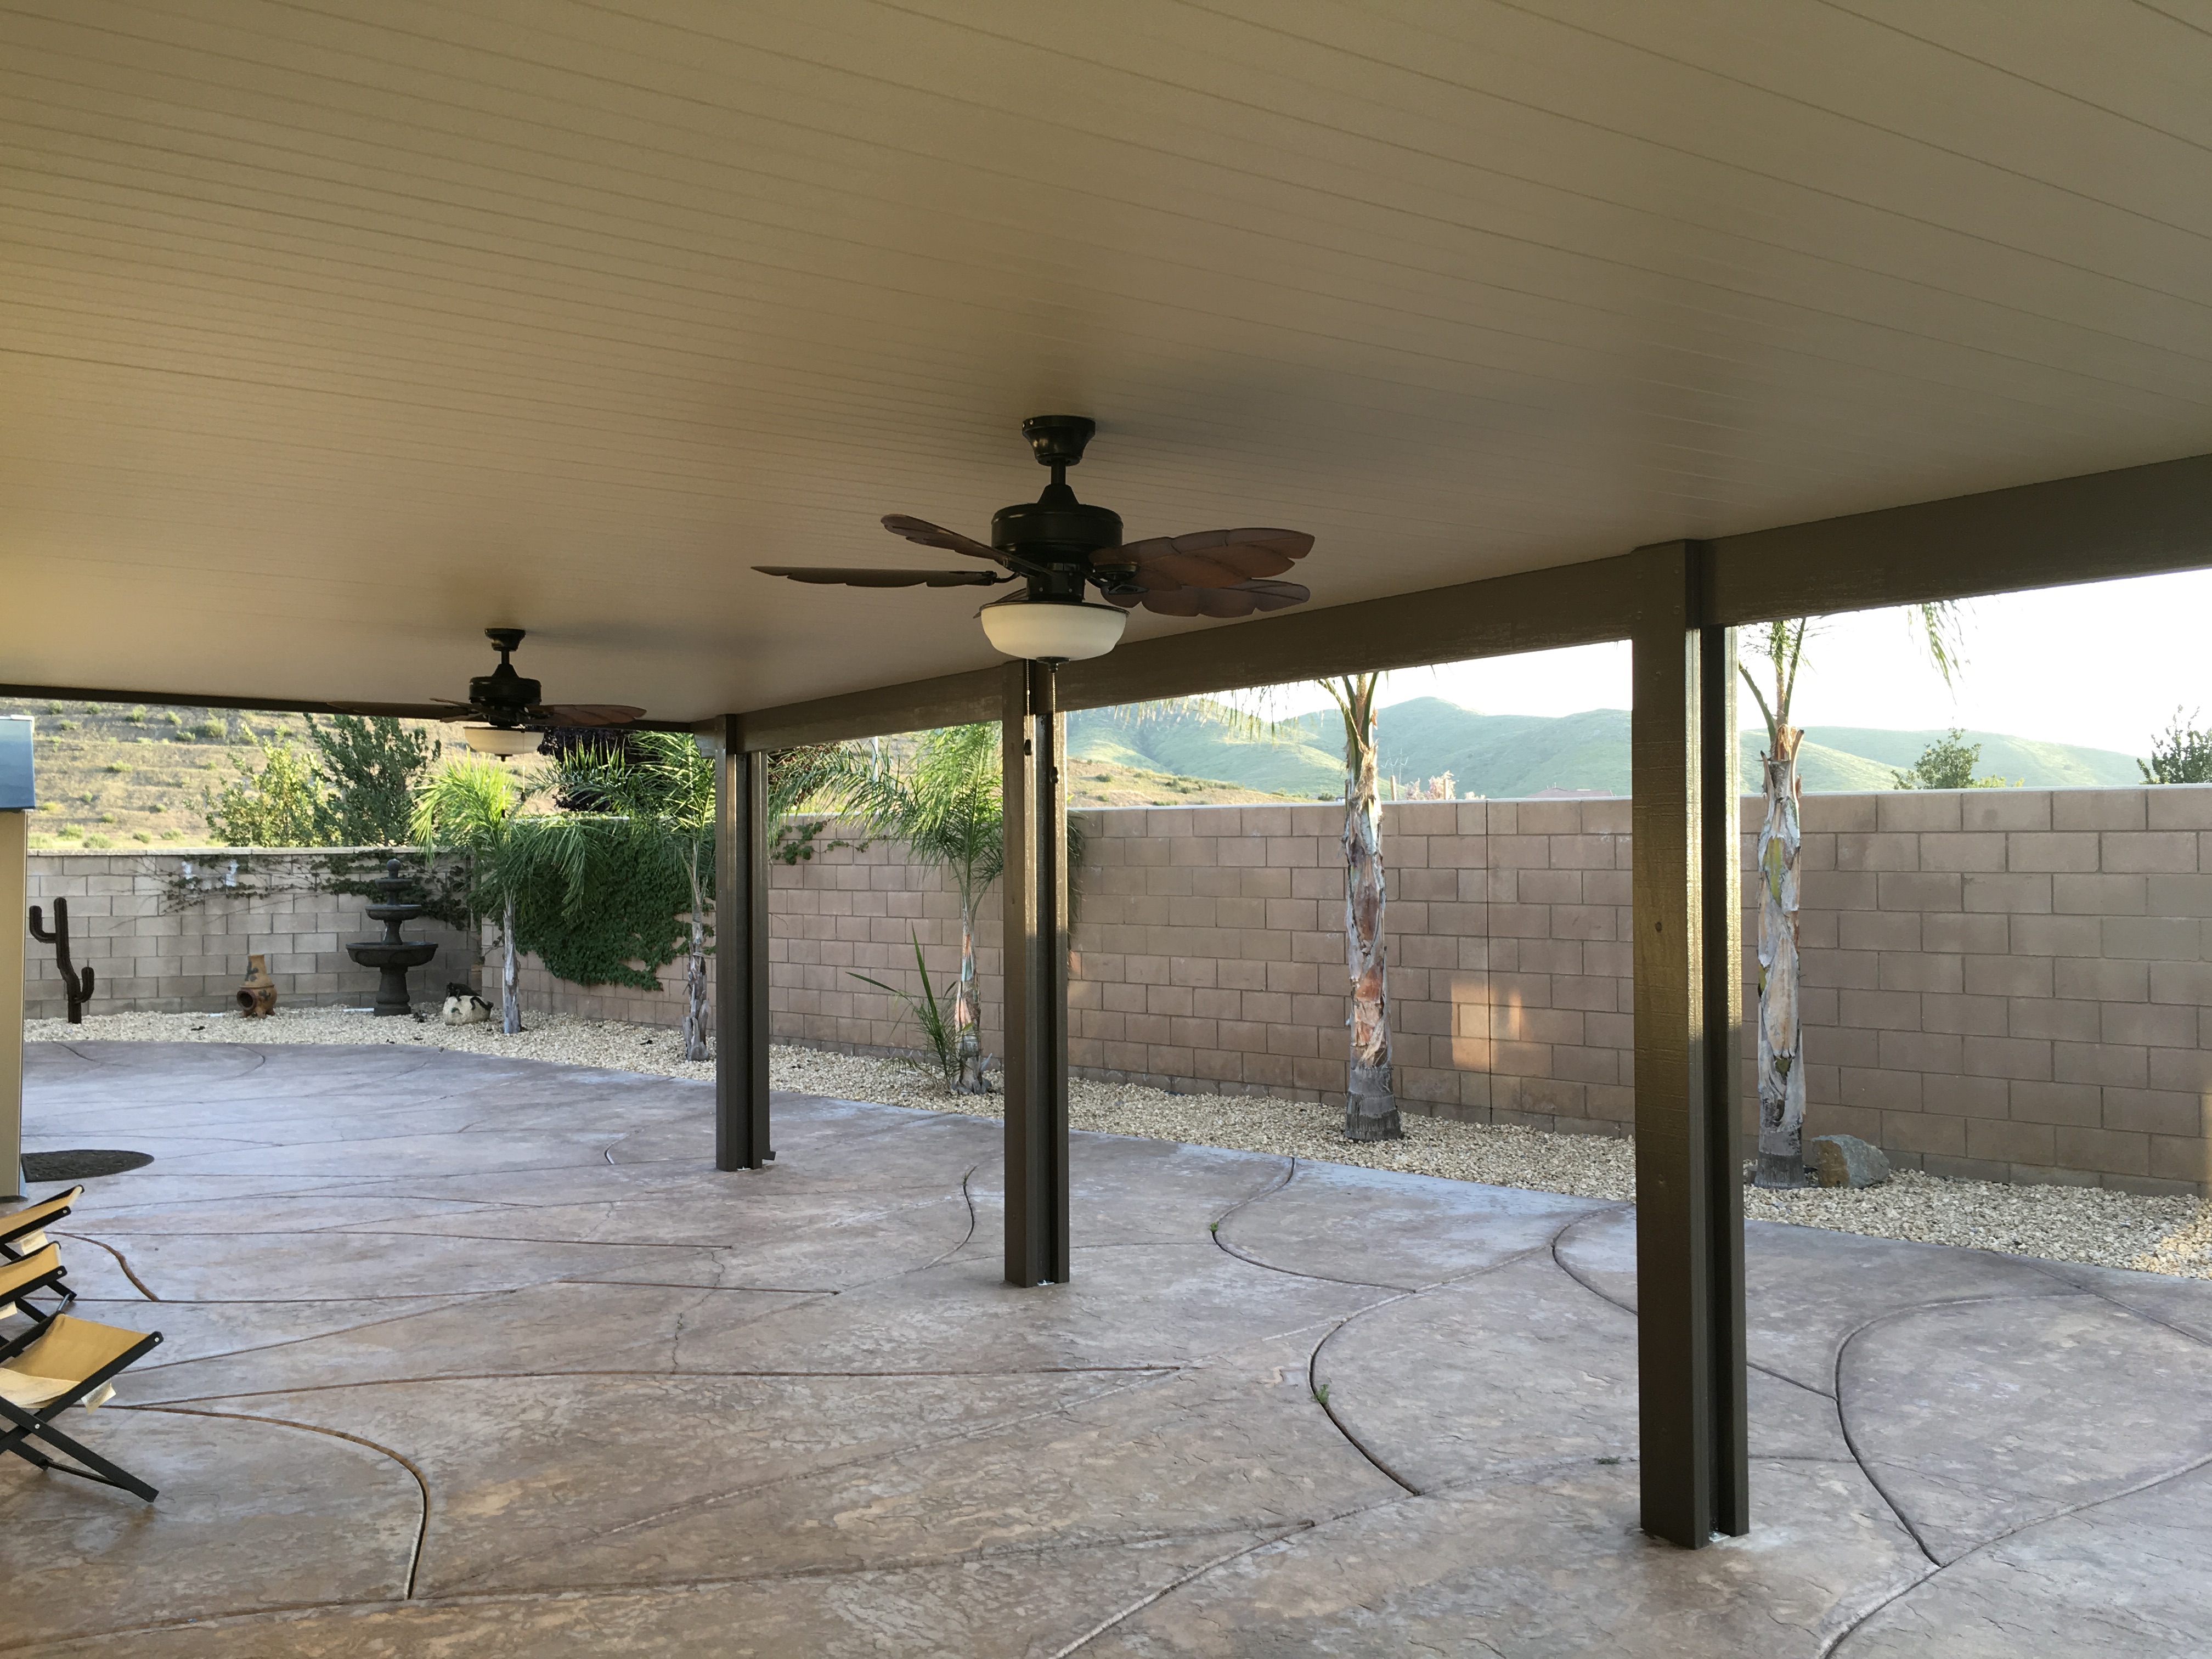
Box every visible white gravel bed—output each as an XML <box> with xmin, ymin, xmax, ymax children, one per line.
<box><xmin>28</xmin><ymin>1008</ymin><xmax>2210</xmax><ymax>1280</ymax></box>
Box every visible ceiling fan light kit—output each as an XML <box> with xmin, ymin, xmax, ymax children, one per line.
<box><xmin>975</xmin><ymin>593</ymin><xmax>1127</xmax><ymax>663</ymax></box>
<box><xmin>753</xmin><ymin>416</ymin><xmax>1315</xmax><ymax>662</ymax></box>
<box><xmin>461</xmin><ymin>724</ymin><xmax>541</xmax><ymax>758</ymax></box>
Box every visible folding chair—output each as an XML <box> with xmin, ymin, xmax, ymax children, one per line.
<box><xmin>0</xmin><ymin>1314</ymin><xmax>163</xmax><ymax>1502</ymax></box>
<box><xmin>0</xmin><ymin>1243</ymin><xmax>71</xmax><ymax>1329</ymax></box>
<box><xmin>2</xmin><ymin>1186</ymin><xmax>84</xmax><ymax>1313</ymax></box>
<box><xmin>2</xmin><ymin>1186</ymin><xmax>84</xmax><ymax>1264</ymax></box>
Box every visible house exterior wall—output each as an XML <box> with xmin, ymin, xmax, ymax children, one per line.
<box><xmin>36</xmin><ymin>789</ymin><xmax>2212</xmax><ymax>1197</ymax></box>
<box><xmin>21</xmin><ymin>850</ymin><xmax>475</xmax><ymax>1018</ymax></box>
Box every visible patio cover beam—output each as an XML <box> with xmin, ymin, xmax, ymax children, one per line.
<box><xmin>723</xmin><ymin>449</ymin><xmax>2212</xmax><ymax>751</ymax></box>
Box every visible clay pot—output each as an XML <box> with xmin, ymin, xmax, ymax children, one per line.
<box><xmin>236</xmin><ymin>955</ymin><xmax>278</xmax><ymax>1018</ymax></box>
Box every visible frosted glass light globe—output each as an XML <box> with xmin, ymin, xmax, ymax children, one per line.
<box><xmin>461</xmin><ymin>725</ymin><xmax>539</xmax><ymax>758</ymax></box>
<box><xmin>977</xmin><ymin>595</ymin><xmax>1126</xmax><ymax>662</ymax></box>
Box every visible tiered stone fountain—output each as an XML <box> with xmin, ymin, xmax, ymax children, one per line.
<box><xmin>346</xmin><ymin>858</ymin><xmax>441</xmax><ymax>1017</ymax></box>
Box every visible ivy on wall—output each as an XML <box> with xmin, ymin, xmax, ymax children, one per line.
<box><xmin>511</xmin><ymin>830</ymin><xmax>696</xmax><ymax>992</ymax></box>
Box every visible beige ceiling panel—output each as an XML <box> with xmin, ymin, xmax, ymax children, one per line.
<box><xmin>3</xmin><ymin>0</ymin><xmax>2209</xmax><ymax>719</ymax></box>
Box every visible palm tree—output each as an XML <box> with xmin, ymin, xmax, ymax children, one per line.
<box><xmin>1318</xmin><ymin>674</ymin><xmax>1400</xmax><ymax>1141</ymax></box>
<box><xmin>410</xmin><ymin>758</ymin><xmax>543</xmax><ymax>1035</ymax></box>
<box><xmin>1741</xmin><ymin>608</ymin><xmax>1960</xmax><ymax>1186</ymax></box>
<box><xmin>1111</xmin><ymin>686</ymin><xmax>1402</xmax><ymax>1141</ymax></box>
<box><xmin>832</xmin><ymin>725</ymin><xmax>1004</xmax><ymax>1092</ymax></box>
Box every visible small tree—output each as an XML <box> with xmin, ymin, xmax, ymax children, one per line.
<box><xmin>307</xmin><ymin>714</ymin><xmax>439</xmax><ymax>844</ymax></box>
<box><xmin>1894</xmin><ymin>728</ymin><xmax>2010</xmax><ymax>790</ymax></box>
<box><xmin>411</xmin><ymin>758</ymin><xmax>540</xmax><ymax>1035</ymax></box>
<box><xmin>204</xmin><ymin>740</ymin><xmax>323</xmax><ymax>847</ymax></box>
<box><xmin>2141</xmin><ymin>710</ymin><xmax>2212</xmax><ymax>784</ymax></box>
<box><xmin>833</xmin><ymin>725</ymin><xmax>1004</xmax><ymax>1092</ymax></box>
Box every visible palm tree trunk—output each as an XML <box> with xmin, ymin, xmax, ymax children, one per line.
<box><xmin>1753</xmin><ymin>727</ymin><xmax>1808</xmax><ymax>1186</ymax></box>
<box><xmin>500</xmin><ymin>887</ymin><xmax>521</xmax><ymax>1036</ymax></box>
<box><xmin>953</xmin><ymin>896</ymin><xmax>986</xmax><ymax>1093</ymax></box>
<box><xmin>1342</xmin><ymin>704</ymin><xmax>1399</xmax><ymax>1141</ymax></box>
<box><xmin>683</xmin><ymin>853</ymin><xmax>710</xmax><ymax>1063</ymax></box>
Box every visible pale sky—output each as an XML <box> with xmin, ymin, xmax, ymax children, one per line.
<box><xmin>1263</xmin><ymin>569</ymin><xmax>2212</xmax><ymax>759</ymax></box>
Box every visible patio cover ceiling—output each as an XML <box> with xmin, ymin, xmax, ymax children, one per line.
<box><xmin>4</xmin><ymin>3</ymin><xmax>2210</xmax><ymax>727</ymax></box>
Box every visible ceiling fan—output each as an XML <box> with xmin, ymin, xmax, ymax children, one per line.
<box><xmin>755</xmin><ymin>416</ymin><xmax>1314</xmax><ymax>662</ymax></box>
<box><xmin>338</xmin><ymin>629</ymin><xmax>645</xmax><ymax>757</ymax></box>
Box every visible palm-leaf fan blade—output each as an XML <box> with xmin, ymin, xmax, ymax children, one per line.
<box><xmin>1107</xmin><ymin>578</ymin><xmax>1310</xmax><ymax>618</ymax></box>
<box><xmin>531</xmin><ymin>704</ymin><xmax>646</xmax><ymax>726</ymax></box>
<box><xmin>1110</xmin><ymin>528</ymin><xmax>1313</xmax><ymax>590</ymax></box>
<box><xmin>754</xmin><ymin>566</ymin><xmax>1006</xmax><ymax>588</ymax></box>
<box><xmin>879</xmin><ymin>516</ymin><xmax>1007</xmax><ymax>562</ymax></box>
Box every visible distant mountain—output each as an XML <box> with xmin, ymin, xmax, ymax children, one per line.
<box><xmin>1070</xmin><ymin>696</ymin><xmax>2146</xmax><ymax>799</ymax></box>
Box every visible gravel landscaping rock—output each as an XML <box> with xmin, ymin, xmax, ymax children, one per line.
<box><xmin>27</xmin><ymin>1008</ymin><xmax>2209</xmax><ymax>1280</ymax></box>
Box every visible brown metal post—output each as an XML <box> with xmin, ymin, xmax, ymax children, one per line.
<box><xmin>715</xmin><ymin>724</ymin><xmax>772</xmax><ymax>1171</ymax></box>
<box><xmin>1630</xmin><ymin>541</ymin><xmax>1748</xmax><ymax>1546</ymax></box>
<box><xmin>1002</xmin><ymin>659</ymin><xmax>1070</xmax><ymax>1286</ymax></box>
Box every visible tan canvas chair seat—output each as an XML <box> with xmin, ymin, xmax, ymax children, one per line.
<box><xmin>2</xmin><ymin>1187</ymin><xmax>83</xmax><ymax>1260</ymax></box>
<box><xmin>0</xmin><ymin>1371</ymin><xmax>111</xmax><ymax>1412</ymax></box>
<box><xmin>0</xmin><ymin>1242</ymin><xmax>70</xmax><ymax>1325</ymax></box>
<box><xmin>0</xmin><ymin>1312</ymin><xmax>162</xmax><ymax>1501</ymax></box>
<box><xmin>1</xmin><ymin>1188</ymin><xmax>84</xmax><ymax>1317</ymax></box>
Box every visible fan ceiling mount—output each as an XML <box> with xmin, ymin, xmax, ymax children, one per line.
<box><xmin>439</xmin><ymin>629</ymin><xmax>645</xmax><ymax>731</ymax></box>
<box><xmin>329</xmin><ymin>629</ymin><xmax>646</xmax><ymax>753</ymax></box>
<box><xmin>755</xmin><ymin>416</ymin><xmax>1314</xmax><ymax>659</ymax></box>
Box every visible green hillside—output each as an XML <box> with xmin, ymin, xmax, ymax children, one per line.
<box><xmin>1068</xmin><ymin>707</ymin><xmax>1342</xmax><ymax>799</ymax></box>
<box><xmin>1798</xmin><ymin>726</ymin><xmax>2140</xmax><ymax>787</ymax></box>
<box><xmin>1074</xmin><ymin>696</ymin><xmax>2147</xmax><ymax>799</ymax></box>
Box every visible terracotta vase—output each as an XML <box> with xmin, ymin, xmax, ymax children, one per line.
<box><xmin>236</xmin><ymin>954</ymin><xmax>278</xmax><ymax>1018</ymax></box>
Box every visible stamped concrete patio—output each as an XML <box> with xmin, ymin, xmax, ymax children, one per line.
<box><xmin>4</xmin><ymin>1042</ymin><xmax>2209</xmax><ymax>1656</ymax></box>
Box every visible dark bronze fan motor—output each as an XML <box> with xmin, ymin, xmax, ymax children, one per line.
<box><xmin>755</xmin><ymin>416</ymin><xmax>1314</xmax><ymax>621</ymax></box>
<box><xmin>330</xmin><ymin>629</ymin><xmax>647</xmax><ymax>730</ymax></box>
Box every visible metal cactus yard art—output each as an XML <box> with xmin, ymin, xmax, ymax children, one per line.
<box><xmin>29</xmin><ymin>898</ymin><xmax>95</xmax><ymax>1023</ymax></box>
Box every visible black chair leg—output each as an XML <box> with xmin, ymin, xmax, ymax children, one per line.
<box><xmin>15</xmin><ymin>1420</ymin><xmax>156</xmax><ymax>1502</ymax></box>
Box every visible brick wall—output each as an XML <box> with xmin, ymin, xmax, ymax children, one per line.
<box><xmin>21</xmin><ymin>850</ymin><xmax>475</xmax><ymax>1018</ymax></box>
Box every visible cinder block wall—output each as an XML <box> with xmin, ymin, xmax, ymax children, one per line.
<box><xmin>22</xmin><ymin>850</ymin><xmax>475</xmax><ymax>1018</ymax></box>
<box><xmin>738</xmin><ymin>790</ymin><xmax>2211</xmax><ymax>1196</ymax></box>
<box><xmin>66</xmin><ymin>790</ymin><xmax>2210</xmax><ymax>1196</ymax></box>
<box><xmin>1788</xmin><ymin>788</ymin><xmax>2212</xmax><ymax>1196</ymax></box>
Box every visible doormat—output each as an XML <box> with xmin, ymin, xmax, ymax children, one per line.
<box><xmin>20</xmin><ymin>1150</ymin><xmax>155</xmax><ymax>1182</ymax></box>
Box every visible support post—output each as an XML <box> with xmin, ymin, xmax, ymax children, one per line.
<box><xmin>1</xmin><ymin>808</ymin><xmax>24</xmax><ymax>1201</ymax></box>
<box><xmin>1</xmin><ymin>714</ymin><xmax>31</xmax><ymax>1201</ymax></box>
<box><xmin>715</xmin><ymin>723</ymin><xmax>772</xmax><ymax>1171</ymax></box>
<box><xmin>1002</xmin><ymin>659</ymin><xmax>1069</xmax><ymax>1286</ymax></box>
<box><xmin>1630</xmin><ymin>541</ymin><xmax>1748</xmax><ymax>1547</ymax></box>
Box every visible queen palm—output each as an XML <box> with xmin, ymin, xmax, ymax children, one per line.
<box><xmin>1742</xmin><ymin>609</ymin><xmax>1960</xmax><ymax>1186</ymax></box>
<box><xmin>410</xmin><ymin>757</ymin><xmax>546</xmax><ymax>1036</ymax></box>
<box><xmin>1114</xmin><ymin>683</ymin><xmax>1401</xmax><ymax>1141</ymax></box>
<box><xmin>833</xmin><ymin>725</ymin><xmax>1003</xmax><ymax>1092</ymax></box>
<box><xmin>1313</xmin><ymin>674</ymin><xmax>1401</xmax><ymax>1141</ymax></box>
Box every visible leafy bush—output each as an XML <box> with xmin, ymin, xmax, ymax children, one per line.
<box><xmin>203</xmin><ymin>742</ymin><xmax>321</xmax><ymax>845</ymax></box>
<box><xmin>2141</xmin><ymin>712</ymin><xmax>2212</xmax><ymax>785</ymax></box>
<box><xmin>1893</xmin><ymin>729</ymin><xmax>2009</xmax><ymax>790</ymax></box>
